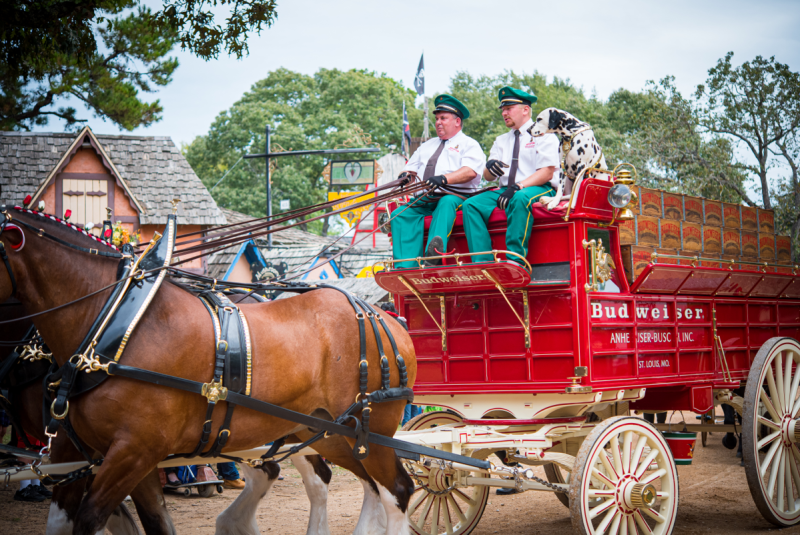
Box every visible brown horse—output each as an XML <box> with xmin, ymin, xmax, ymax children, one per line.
<box><xmin>0</xmin><ymin>208</ymin><xmax>416</xmax><ymax>535</ymax></box>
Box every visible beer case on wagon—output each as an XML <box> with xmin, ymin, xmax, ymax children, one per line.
<box><xmin>376</xmin><ymin>171</ymin><xmax>800</xmax><ymax>535</ymax></box>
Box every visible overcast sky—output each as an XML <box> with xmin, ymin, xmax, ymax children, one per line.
<box><xmin>34</xmin><ymin>0</ymin><xmax>800</xmax><ymax>149</ymax></box>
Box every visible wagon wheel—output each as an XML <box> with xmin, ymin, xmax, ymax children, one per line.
<box><xmin>198</xmin><ymin>484</ymin><xmax>215</xmax><ymax>498</ymax></box>
<box><xmin>403</xmin><ymin>410</ymin><xmax>490</xmax><ymax>535</ymax></box>
<box><xmin>742</xmin><ymin>337</ymin><xmax>800</xmax><ymax>527</ymax></box>
<box><xmin>570</xmin><ymin>416</ymin><xmax>679</xmax><ymax>535</ymax></box>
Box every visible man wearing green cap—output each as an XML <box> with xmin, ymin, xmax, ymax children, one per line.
<box><xmin>390</xmin><ymin>94</ymin><xmax>486</xmax><ymax>268</ymax></box>
<box><xmin>461</xmin><ymin>86</ymin><xmax>559</xmax><ymax>267</ymax></box>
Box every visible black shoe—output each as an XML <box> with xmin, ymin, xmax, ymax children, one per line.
<box><xmin>424</xmin><ymin>237</ymin><xmax>444</xmax><ymax>266</ymax></box>
<box><xmin>14</xmin><ymin>486</ymin><xmax>46</xmax><ymax>502</ymax></box>
<box><xmin>496</xmin><ymin>487</ymin><xmax>521</xmax><ymax>495</ymax></box>
<box><xmin>33</xmin><ymin>485</ymin><xmax>52</xmax><ymax>498</ymax></box>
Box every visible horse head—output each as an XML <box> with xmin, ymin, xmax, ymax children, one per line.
<box><xmin>0</xmin><ymin>207</ymin><xmax>121</xmax><ymax>362</ymax></box>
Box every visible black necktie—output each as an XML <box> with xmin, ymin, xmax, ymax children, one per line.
<box><xmin>507</xmin><ymin>130</ymin><xmax>521</xmax><ymax>185</ymax></box>
<box><xmin>423</xmin><ymin>140</ymin><xmax>446</xmax><ymax>180</ymax></box>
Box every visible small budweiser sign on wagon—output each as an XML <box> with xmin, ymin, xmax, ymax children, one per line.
<box><xmin>723</xmin><ymin>229</ymin><xmax>741</xmax><ymax>255</ymax></box>
<box><xmin>636</xmin><ymin>216</ymin><xmax>660</xmax><ymax>247</ymax></box>
<box><xmin>703</xmin><ymin>226</ymin><xmax>722</xmax><ymax>254</ymax></box>
<box><xmin>683</xmin><ymin>195</ymin><xmax>703</xmax><ymax>223</ymax></box>
<box><xmin>704</xmin><ymin>200</ymin><xmax>722</xmax><ymax>227</ymax></box>
<box><xmin>682</xmin><ymin>222</ymin><xmax>702</xmax><ymax>252</ymax></box>
<box><xmin>741</xmin><ymin>231</ymin><xmax>758</xmax><ymax>258</ymax></box>
<box><xmin>640</xmin><ymin>188</ymin><xmax>662</xmax><ymax>217</ymax></box>
<box><xmin>741</xmin><ymin>206</ymin><xmax>758</xmax><ymax>232</ymax></box>
<box><xmin>660</xmin><ymin>219</ymin><xmax>681</xmax><ymax>249</ymax></box>
<box><xmin>663</xmin><ymin>193</ymin><xmax>683</xmax><ymax>220</ymax></box>
<box><xmin>723</xmin><ymin>202</ymin><xmax>741</xmax><ymax>229</ymax></box>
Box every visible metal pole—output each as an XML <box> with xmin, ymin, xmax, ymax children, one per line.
<box><xmin>423</xmin><ymin>96</ymin><xmax>430</xmax><ymax>139</ymax></box>
<box><xmin>265</xmin><ymin>125</ymin><xmax>272</xmax><ymax>249</ymax></box>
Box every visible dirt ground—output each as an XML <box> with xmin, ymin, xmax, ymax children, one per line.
<box><xmin>1</xmin><ymin>416</ymin><xmax>798</xmax><ymax>534</ymax></box>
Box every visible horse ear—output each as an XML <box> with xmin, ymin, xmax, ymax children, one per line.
<box><xmin>548</xmin><ymin>110</ymin><xmax>564</xmax><ymax>131</ymax></box>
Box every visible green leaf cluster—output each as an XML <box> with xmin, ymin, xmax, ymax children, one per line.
<box><xmin>183</xmin><ymin>68</ymin><xmax>422</xmax><ymax>233</ymax></box>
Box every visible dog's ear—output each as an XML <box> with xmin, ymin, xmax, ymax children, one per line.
<box><xmin>548</xmin><ymin>109</ymin><xmax>564</xmax><ymax>131</ymax></box>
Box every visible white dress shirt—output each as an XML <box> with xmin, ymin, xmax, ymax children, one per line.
<box><xmin>403</xmin><ymin>130</ymin><xmax>486</xmax><ymax>193</ymax></box>
<box><xmin>488</xmin><ymin>118</ymin><xmax>560</xmax><ymax>188</ymax></box>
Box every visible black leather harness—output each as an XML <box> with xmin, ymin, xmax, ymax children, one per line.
<box><xmin>0</xmin><ymin>208</ymin><xmax>490</xmax><ymax>482</ymax></box>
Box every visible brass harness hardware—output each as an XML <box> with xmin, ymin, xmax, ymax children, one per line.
<box><xmin>583</xmin><ymin>239</ymin><xmax>615</xmax><ymax>293</ymax></box>
<box><xmin>201</xmin><ymin>380</ymin><xmax>228</xmax><ymax>403</ymax></box>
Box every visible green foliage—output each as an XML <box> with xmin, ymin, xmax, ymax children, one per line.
<box><xmin>0</xmin><ymin>0</ymin><xmax>277</xmax><ymax>130</ymax></box>
<box><xmin>183</xmin><ymin>68</ymin><xmax>422</xmax><ymax>232</ymax></box>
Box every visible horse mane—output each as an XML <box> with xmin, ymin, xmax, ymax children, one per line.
<box><xmin>11</xmin><ymin>206</ymin><xmax>121</xmax><ymax>255</ymax></box>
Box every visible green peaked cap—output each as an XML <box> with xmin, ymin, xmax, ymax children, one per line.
<box><xmin>498</xmin><ymin>86</ymin><xmax>537</xmax><ymax>109</ymax></box>
<box><xmin>433</xmin><ymin>94</ymin><xmax>470</xmax><ymax>120</ymax></box>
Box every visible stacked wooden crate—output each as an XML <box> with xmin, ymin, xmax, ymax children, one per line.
<box><xmin>618</xmin><ymin>186</ymin><xmax>791</xmax><ymax>282</ymax></box>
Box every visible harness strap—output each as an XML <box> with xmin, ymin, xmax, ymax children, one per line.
<box><xmin>0</xmin><ymin>242</ymin><xmax>17</xmax><ymax>297</ymax></box>
<box><xmin>6</xmin><ymin>212</ymin><xmax>122</xmax><ymax>258</ymax></box>
<box><xmin>104</xmin><ymin>361</ymin><xmax>487</xmax><ymax>468</ymax></box>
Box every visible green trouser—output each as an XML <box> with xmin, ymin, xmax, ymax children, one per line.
<box><xmin>462</xmin><ymin>184</ymin><xmax>555</xmax><ymax>264</ymax></box>
<box><xmin>390</xmin><ymin>194</ymin><xmax>463</xmax><ymax>269</ymax></box>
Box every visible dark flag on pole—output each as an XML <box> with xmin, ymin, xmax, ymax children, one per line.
<box><xmin>402</xmin><ymin>101</ymin><xmax>412</xmax><ymax>157</ymax></box>
<box><xmin>414</xmin><ymin>54</ymin><xmax>425</xmax><ymax>96</ymax></box>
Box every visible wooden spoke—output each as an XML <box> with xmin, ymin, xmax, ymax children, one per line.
<box><xmin>631</xmin><ymin>436</ymin><xmax>648</xmax><ymax>477</ymax></box>
<box><xmin>758</xmin><ymin>416</ymin><xmax>782</xmax><ymax>432</ymax></box>
<box><xmin>599</xmin><ymin>450</ymin><xmax>619</xmax><ymax>483</ymax></box>
<box><xmin>767</xmin><ymin>448</ymin><xmax>784</xmax><ymax>499</ymax></box>
<box><xmin>627</xmin><ymin>514</ymin><xmax>639</xmax><ymax>535</ymax></box>
<box><xmin>790</xmin><ymin>447</ymin><xmax>800</xmax><ymax>502</ymax></box>
<box><xmin>761</xmin><ymin>439</ymin><xmax>783</xmax><ymax>478</ymax></box>
<box><xmin>446</xmin><ymin>493</ymin><xmax>466</xmax><ymax>524</ymax></box>
<box><xmin>620</xmin><ymin>514</ymin><xmax>629</xmax><ymax>535</ymax></box>
<box><xmin>442</xmin><ymin>497</ymin><xmax>454</xmax><ymax>535</ymax></box>
<box><xmin>642</xmin><ymin>507</ymin><xmax>666</xmax><ymax>524</ymax></box>
<box><xmin>762</xmin><ymin>387</ymin><xmax>783</xmax><ymax>423</ymax></box>
<box><xmin>597</xmin><ymin>506</ymin><xmax>620</xmax><ymax>534</ymax></box>
<box><xmin>640</xmin><ymin>468</ymin><xmax>666</xmax><ymax>486</ymax></box>
<box><xmin>589</xmin><ymin>498</ymin><xmax>616</xmax><ymax>520</ymax></box>
<box><xmin>768</xmin><ymin>364</ymin><xmax>785</xmax><ymax>416</ymax></box>
<box><xmin>430</xmin><ymin>497</ymin><xmax>440</xmax><ymax>535</ymax></box>
<box><xmin>785</xmin><ymin>451</ymin><xmax>795</xmax><ymax>514</ymax></box>
<box><xmin>777</xmin><ymin>450</ymin><xmax>787</xmax><ymax>512</ymax></box>
<box><xmin>610</xmin><ymin>435</ymin><xmax>624</xmax><ymax>475</ymax></box>
<box><xmin>451</xmin><ymin>487</ymin><xmax>477</xmax><ymax>508</ymax></box>
<box><xmin>416</xmin><ymin>494</ymin><xmax>435</xmax><ymax>530</ymax></box>
<box><xmin>410</xmin><ymin>490</ymin><xmax>428</xmax><ymax>514</ymax></box>
<box><xmin>634</xmin><ymin>510</ymin><xmax>654</xmax><ymax>534</ymax></box>
<box><xmin>786</xmin><ymin>351</ymin><xmax>797</xmax><ymax>412</ymax></box>
<box><xmin>608</xmin><ymin>510</ymin><xmax>623</xmax><ymax>535</ymax></box>
<box><xmin>634</xmin><ymin>449</ymin><xmax>660</xmax><ymax>480</ymax></box>
<box><xmin>593</xmin><ymin>466</ymin><xmax>617</xmax><ymax>489</ymax></box>
<box><xmin>758</xmin><ymin>430</ymin><xmax>782</xmax><ymax>450</ymax></box>
<box><xmin>656</xmin><ymin>491</ymin><xmax>670</xmax><ymax>499</ymax></box>
<box><xmin>622</xmin><ymin>431</ymin><xmax>633</xmax><ymax>475</ymax></box>
<box><xmin>588</xmin><ymin>489</ymin><xmax>617</xmax><ymax>498</ymax></box>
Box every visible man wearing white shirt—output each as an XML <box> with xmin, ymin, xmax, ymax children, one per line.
<box><xmin>390</xmin><ymin>94</ymin><xmax>486</xmax><ymax>268</ymax></box>
<box><xmin>461</xmin><ymin>86</ymin><xmax>559</xmax><ymax>266</ymax></box>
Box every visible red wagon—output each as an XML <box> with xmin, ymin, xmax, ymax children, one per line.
<box><xmin>375</xmin><ymin>171</ymin><xmax>800</xmax><ymax>534</ymax></box>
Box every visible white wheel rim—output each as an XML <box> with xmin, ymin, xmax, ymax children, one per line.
<box><xmin>579</xmin><ymin>420</ymin><xmax>678</xmax><ymax>535</ymax></box>
<box><xmin>751</xmin><ymin>341</ymin><xmax>800</xmax><ymax>523</ymax></box>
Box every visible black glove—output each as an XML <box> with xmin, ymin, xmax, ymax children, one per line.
<box><xmin>486</xmin><ymin>159</ymin><xmax>509</xmax><ymax>178</ymax></box>
<box><xmin>425</xmin><ymin>175</ymin><xmax>448</xmax><ymax>188</ymax></box>
<box><xmin>497</xmin><ymin>183</ymin><xmax>520</xmax><ymax>210</ymax></box>
<box><xmin>398</xmin><ymin>171</ymin><xmax>412</xmax><ymax>185</ymax></box>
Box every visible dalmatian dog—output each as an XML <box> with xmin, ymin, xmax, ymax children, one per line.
<box><xmin>528</xmin><ymin>107</ymin><xmax>609</xmax><ymax>210</ymax></box>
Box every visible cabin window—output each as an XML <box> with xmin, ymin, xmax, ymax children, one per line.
<box><xmin>56</xmin><ymin>173</ymin><xmax>114</xmax><ymax>236</ymax></box>
<box><xmin>587</xmin><ymin>228</ymin><xmax>621</xmax><ymax>293</ymax></box>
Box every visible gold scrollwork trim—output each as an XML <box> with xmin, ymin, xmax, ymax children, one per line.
<box><xmin>238</xmin><ymin>309</ymin><xmax>253</xmax><ymax>396</ymax></box>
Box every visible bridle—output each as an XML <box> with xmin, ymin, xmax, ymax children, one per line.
<box><xmin>0</xmin><ymin>206</ymin><xmax>124</xmax><ymax>299</ymax></box>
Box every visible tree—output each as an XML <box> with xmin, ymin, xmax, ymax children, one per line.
<box><xmin>0</xmin><ymin>0</ymin><xmax>277</xmax><ymax>130</ymax></box>
<box><xmin>695</xmin><ymin>52</ymin><xmax>800</xmax><ymax>209</ymax></box>
<box><xmin>183</xmin><ymin>68</ymin><xmax>422</xmax><ymax>234</ymax></box>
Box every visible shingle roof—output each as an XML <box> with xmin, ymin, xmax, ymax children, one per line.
<box><xmin>275</xmin><ymin>276</ymin><xmax>389</xmax><ymax>304</ymax></box>
<box><xmin>0</xmin><ymin>130</ymin><xmax>226</xmax><ymax>226</ymax></box>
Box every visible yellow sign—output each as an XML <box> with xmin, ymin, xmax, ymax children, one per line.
<box><xmin>328</xmin><ymin>191</ymin><xmax>374</xmax><ymax>226</ymax></box>
<box><xmin>357</xmin><ymin>265</ymin><xmax>385</xmax><ymax>278</ymax></box>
